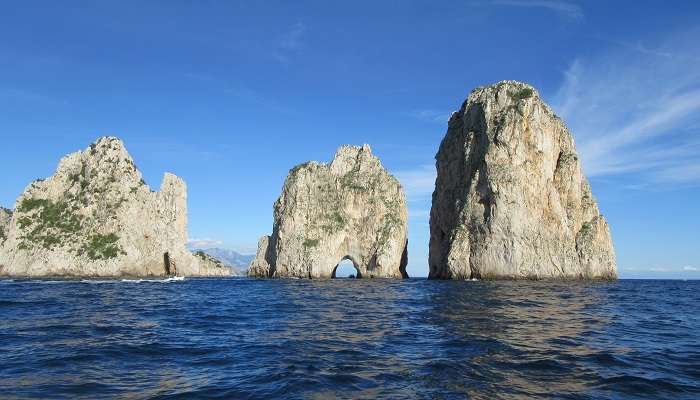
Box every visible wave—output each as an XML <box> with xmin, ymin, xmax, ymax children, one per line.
<box><xmin>121</xmin><ymin>276</ymin><xmax>185</xmax><ymax>283</ymax></box>
<box><xmin>0</xmin><ymin>279</ymin><xmax>698</xmax><ymax>398</ymax></box>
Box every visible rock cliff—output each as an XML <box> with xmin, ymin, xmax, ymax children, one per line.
<box><xmin>0</xmin><ymin>208</ymin><xmax>11</xmax><ymax>246</ymax></box>
<box><xmin>249</xmin><ymin>145</ymin><xmax>408</xmax><ymax>278</ymax></box>
<box><xmin>0</xmin><ymin>137</ymin><xmax>231</xmax><ymax>277</ymax></box>
<box><xmin>429</xmin><ymin>81</ymin><xmax>616</xmax><ymax>280</ymax></box>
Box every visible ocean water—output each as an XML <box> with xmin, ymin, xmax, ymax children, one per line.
<box><xmin>0</xmin><ymin>278</ymin><xmax>698</xmax><ymax>399</ymax></box>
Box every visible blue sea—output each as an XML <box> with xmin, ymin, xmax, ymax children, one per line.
<box><xmin>0</xmin><ymin>278</ymin><xmax>698</xmax><ymax>399</ymax></box>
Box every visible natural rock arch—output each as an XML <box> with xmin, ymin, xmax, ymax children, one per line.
<box><xmin>248</xmin><ymin>145</ymin><xmax>409</xmax><ymax>279</ymax></box>
<box><xmin>332</xmin><ymin>257</ymin><xmax>361</xmax><ymax>279</ymax></box>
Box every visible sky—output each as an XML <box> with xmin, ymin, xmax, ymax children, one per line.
<box><xmin>1</xmin><ymin>0</ymin><xmax>699</xmax><ymax>278</ymax></box>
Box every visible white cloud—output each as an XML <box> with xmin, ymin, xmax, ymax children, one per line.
<box><xmin>411</xmin><ymin>109</ymin><xmax>451</xmax><ymax>124</ymax></box>
<box><xmin>187</xmin><ymin>238</ymin><xmax>223</xmax><ymax>249</ymax></box>
<box><xmin>273</xmin><ymin>22</ymin><xmax>306</xmax><ymax>63</ymax></box>
<box><xmin>479</xmin><ymin>0</ymin><xmax>583</xmax><ymax>20</ymax></box>
<box><xmin>649</xmin><ymin>267</ymin><xmax>671</xmax><ymax>273</ymax></box>
<box><xmin>394</xmin><ymin>164</ymin><xmax>436</xmax><ymax>201</ymax></box>
<box><xmin>551</xmin><ymin>28</ymin><xmax>700</xmax><ymax>187</ymax></box>
<box><xmin>683</xmin><ymin>266</ymin><xmax>699</xmax><ymax>272</ymax></box>
<box><xmin>279</xmin><ymin>22</ymin><xmax>305</xmax><ymax>51</ymax></box>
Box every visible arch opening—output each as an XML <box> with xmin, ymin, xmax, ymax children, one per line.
<box><xmin>332</xmin><ymin>257</ymin><xmax>361</xmax><ymax>279</ymax></box>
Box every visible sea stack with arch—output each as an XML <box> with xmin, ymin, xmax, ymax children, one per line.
<box><xmin>429</xmin><ymin>81</ymin><xmax>617</xmax><ymax>280</ymax></box>
<box><xmin>249</xmin><ymin>144</ymin><xmax>409</xmax><ymax>279</ymax></box>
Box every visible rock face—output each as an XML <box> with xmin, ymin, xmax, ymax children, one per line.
<box><xmin>0</xmin><ymin>137</ymin><xmax>231</xmax><ymax>277</ymax></box>
<box><xmin>0</xmin><ymin>208</ymin><xmax>11</xmax><ymax>246</ymax></box>
<box><xmin>249</xmin><ymin>145</ymin><xmax>408</xmax><ymax>278</ymax></box>
<box><xmin>429</xmin><ymin>81</ymin><xmax>616</xmax><ymax>280</ymax></box>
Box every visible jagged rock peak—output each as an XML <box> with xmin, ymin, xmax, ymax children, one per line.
<box><xmin>429</xmin><ymin>80</ymin><xmax>616</xmax><ymax>280</ymax></box>
<box><xmin>249</xmin><ymin>144</ymin><xmax>409</xmax><ymax>279</ymax></box>
<box><xmin>0</xmin><ymin>136</ymin><xmax>231</xmax><ymax>277</ymax></box>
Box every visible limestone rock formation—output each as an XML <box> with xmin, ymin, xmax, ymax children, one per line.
<box><xmin>0</xmin><ymin>137</ymin><xmax>231</xmax><ymax>277</ymax></box>
<box><xmin>429</xmin><ymin>81</ymin><xmax>616</xmax><ymax>280</ymax></box>
<box><xmin>249</xmin><ymin>145</ymin><xmax>408</xmax><ymax>278</ymax></box>
<box><xmin>0</xmin><ymin>208</ymin><xmax>11</xmax><ymax>245</ymax></box>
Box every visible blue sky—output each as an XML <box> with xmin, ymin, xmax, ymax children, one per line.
<box><xmin>1</xmin><ymin>1</ymin><xmax>698</xmax><ymax>278</ymax></box>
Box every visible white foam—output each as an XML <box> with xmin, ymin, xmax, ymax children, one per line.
<box><xmin>120</xmin><ymin>276</ymin><xmax>185</xmax><ymax>283</ymax></box>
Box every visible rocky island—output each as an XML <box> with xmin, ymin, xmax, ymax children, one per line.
<box><xmin>249</xmin><ymin>145</ymin><xmax>408</xmax><ymax>278</ymax></box>
<box><xmin>0</xmin><ymin>137</ymin><xmax>231</xmax><ymax>278</ymax></box>
<box><xmin>429</xmin><ymin>81</ymin><xmax>617</xmax><ymax>280</ymax></box>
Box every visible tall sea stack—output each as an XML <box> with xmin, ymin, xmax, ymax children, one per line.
<box><xmin>249</xmin><ymin>145</ymin><xmax>409</xmax><ymax>279</ymax></box>
<box><xmin>429</xmin><ymin>81</ymin><xmax>616</xmax><ymax>280</ymax></box>
<box><xmin>0</xmin><ymin>137</ymin><xmax>230</xmax><ymax>277</ymax></box>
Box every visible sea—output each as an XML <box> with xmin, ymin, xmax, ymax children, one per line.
<box><xmin>0</xmin><ymin>278</ymin><xmax>698</xmax><ymax>399</ymax></box>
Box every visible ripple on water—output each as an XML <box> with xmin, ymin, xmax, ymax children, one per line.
<box><xmin>0</xmin><ymin>278</ymin><xmax>699</xmax><ymax>399</ymax></box>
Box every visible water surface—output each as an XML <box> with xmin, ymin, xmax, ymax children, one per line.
<box><xmin>1</xmin><ymin>278</ymin><xmax>698</xmax><ymax>399</ymax></box>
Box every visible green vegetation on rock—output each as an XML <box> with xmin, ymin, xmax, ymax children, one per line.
<box><xmin>290</xmin><ymin>162</ymin><xmax>313</xmax><ymax>175</ymax></box>
<box><xmin>557</xmin><ymin>152</ymin><xmax>578</xmax><ymax>166</ymax></box>
<box><xmin>321</xmin><ymin>211</ymin><xmax>346</xmax><ymax>233</ymax></box>
<box><xmin>81</xmin><ymin>233</ymin><xmax>124</xmax><ymax>260</ymax></box>
<box><xmin>303</xmin><ymin>238</ymin><xmax>320</xmax><ymax>248</ymax></box>
<box><xmin>16</xmin><ymin>198</ymin><xmax>83</xmax><ymax>250</ymax></box>
<box><xmin>194</xmin><ymin>250</ymin><xmax>226</xmax><ymax>268</ymax></box>
<box><xmin>510</xmin><ymin>87</ymin><xmax>534</xmax><ymax>101</ymax></box>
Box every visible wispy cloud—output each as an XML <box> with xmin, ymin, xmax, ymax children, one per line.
<box><xmin>683</xmin><ymin>265</ymin><xmax>699</xmax><ymax>272</ymax></box>
<box><xmin>187</xmin><ymin>238</ymin><xmax>224</xmax><ymax>249</ymax></box>
<box><xmin>551</xmin><ymin>28</ymin><xmax>700</xmax><ymax>187</ymax></box>
<box><xmin>183</xmin><ymin>72</ymin><xmax>298</xmax><ymax>116</ymax></box>
<box><xmin>476</xmin><ymin>0</ymin><xmax>583</xmax><ymax>20</ymax></box>
<box><xmin>411</xmin><ymin>109</ymin><xmax>451</xmax><ymax>124</ymax></box>
<box><xmin>394</xmin><ymin>164</ymin><xmax>436</xmax><ymax>201</ymax></box>
<box><xmin>0</xmin><ymin>88</ymin><xmax>68</xmax><ymax>106</ymax></box>
<box><xmin>273</xmin><ymin>22</ymin><xmax>307</xmax><ymax>63</ymax></box>
<box><xmin>394</xmin><ymin>164</ymin><xmax>436</xmax><ymax>221</ymax></box>
<box><xmin>597</xmin><ymin>38</ymin><xmax>674</xmax><ymax>59</ymax></box>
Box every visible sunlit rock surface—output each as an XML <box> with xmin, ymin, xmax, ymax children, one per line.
<box><xmin>0</xmin><ymin>137</ymin><xmax>230</xmax><ymax>277</ymax></box>
<box><xmin>249</xmin><ymin>145</ymin><xmax>408</xmax><ymax>278</ymax></box>
<box><xmin>429</xmin><ymin>81</ymin><xmax>616</xmax><ymax>280</ymax></box>
<box><xmin>0</xmin><ymin>208</ymin><xmax>11</xmax><ymax>246</ymax></box>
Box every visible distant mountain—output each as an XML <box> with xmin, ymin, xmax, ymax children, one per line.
<box><xmin>191</xmin><ymin>248</ymin><xmax>254</xmax><ymax>273</ymax></box>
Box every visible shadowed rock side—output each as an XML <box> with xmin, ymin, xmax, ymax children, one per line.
<box><xmin>0</xmin><ymin>137</ymin><xmax>231</xmax><ymax>277</ymax></box>
<box><xmin>249</xmin><ymin>145</ymin><xmax>409</xmax><ymax>279</ymax></box>
<box><xmin>429</xmin><ymin>81</ymin><xmax>616</xmax><ymax>280</ymax></box>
